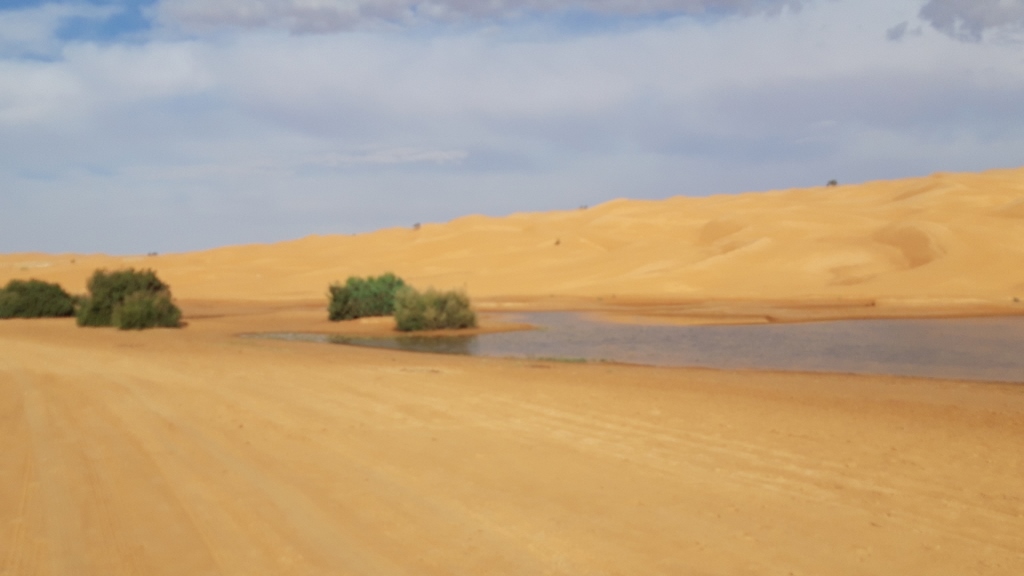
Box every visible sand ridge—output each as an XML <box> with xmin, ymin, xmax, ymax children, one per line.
<box><xmin>3</xmin><ymin>167</ymin><xmax>1024</xmax><ymax>314</ymax></box>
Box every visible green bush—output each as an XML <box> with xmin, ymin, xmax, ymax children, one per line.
<box><xmin>393</xmin><ymin>286</ymin><xmax>476</xmax><ymax>332</ymax></box>
<box><xmin>328</xmin><ymin>273</ymin><xmax>406</xmax><ymax>321</ymax></box>
<box><xmin>112</xmin><ymin>291</ymin><xmax>182</xmax><ymax>330</ymax></box>
<box><xmin>0</xmin><ymin>279</ymin><xmax>76</xmax><ymax>319</ymax></box>
<box><xmin>77</xmin><ymin>268</ymin><xmax>181</xmax><ymax>329</ymax></box>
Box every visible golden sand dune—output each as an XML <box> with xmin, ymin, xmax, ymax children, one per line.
<box><xmin>3</xmin><ymin>168</ymin><xmax>1024</xmax><ymax>575</ymax></box>
<box><xmin>3</xmin><ymin>167</ymin><xmax>1024</xmax><ymax>310</ymax></box>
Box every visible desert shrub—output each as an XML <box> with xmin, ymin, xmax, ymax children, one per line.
<box><xmin>112</xmin><ymin>291</ymin><xmax>182</xmax><ymax>330</ymax></box>
<box><xmin>328</xmin><ymin>273</ymin><xmax>406</xmax><ymax>321</ymax></box>
<box><xmin>77</xmin><ymin>268</ymin><xmax>180</xmax><ymax>328</ymax></box>
<box><xmin>393</xmin><ymin>286</ymin><xmax>476</xmax><ymax>332</ymax></box>
<box><xmin>0</xmin><ymin>291</ymin><xmax>16</xmax><ymax>318</ymax></box>
<box><xmin>0</xmin><ymin>279</ymin><xmax>76</xmax><ymax>319</ymax></box>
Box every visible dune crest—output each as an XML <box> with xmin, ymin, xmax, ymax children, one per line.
<box><xmin>3</xmin><ymin>167</ymin><xmax>1024</xmax><ymax>306</ymax></box>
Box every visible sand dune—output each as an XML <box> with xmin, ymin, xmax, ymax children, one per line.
<box><xmin>3</xmin><ymin>167</ymin><xmax>1024</xmax><ymax>310</ymax></box>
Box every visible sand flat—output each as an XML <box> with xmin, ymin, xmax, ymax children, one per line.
<box><xmin>1</xmin><ymin>307</ymin><xmax>1023</xmax><ymax>574</ymax></box>
<box><xmin>2</xmin><ymin>167</ymin><xmax>1024</xmax><ymax>574</ymax></box>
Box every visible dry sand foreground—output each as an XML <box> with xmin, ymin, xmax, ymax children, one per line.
<box><xmin>2</xmin><ymin>308</ymin><xmax>1023</xmax><ymax>575</ymax></box>
<box><xmin>2</xmin><ymin>167</ymin><xmax>1024</xmax><ymax>574</ymax></box>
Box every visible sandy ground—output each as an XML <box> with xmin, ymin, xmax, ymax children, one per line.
<box><xmin>2</xmin><ymin>167</ymin><xmax>1024</xmax><ymax>574</ymax></box>
<box><xmin>1</xmin><ymin>303</ymin><xmax>1023</xmax><ymax>575</ymax></box>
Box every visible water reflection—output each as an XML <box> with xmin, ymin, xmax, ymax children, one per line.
<box><xmin>329</xmin><ymin>334</ymin><xmax>479</xmax><ymax>355</ymax></box>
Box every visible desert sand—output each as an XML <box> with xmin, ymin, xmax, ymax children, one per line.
<box><xmin>2</xmin><ymin>167</ymin><xmax>1024</xmax><ymax>574</ymax></box>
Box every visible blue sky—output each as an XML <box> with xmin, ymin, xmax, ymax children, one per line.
<box><xmin>2</xmin><ymin>0</ymin><xmax>1023</xmax><ymax>254</ymax></box>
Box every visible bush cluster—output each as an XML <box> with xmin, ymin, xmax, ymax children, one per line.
<box><xmin>112</xmin><ymin>291</ymin><xmax>182</xmax><ymax>330</ymax></box>
<box><xmin>0</xmin><ymin>279</ymin><xmax>76</xmax><ymax>319</ymax></box>
<box><xmin>393</xmin><ymin>286</ymin><xmax>476</xmax><ymax>332</ymax></box>
<box><xmin>77</xmin><ymin>268</ymin><xmax>181</xmax><ymax>330</ymax></box>
<box><xmin>328</xmin><ymin>273</ymin><xmax>406</xmax><ymax>321</ymax></box>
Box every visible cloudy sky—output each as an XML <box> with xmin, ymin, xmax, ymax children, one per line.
<box><xmin>2</xmin><ymin>0</ymin><xmax>1023</xmax><ymax>254</ymax></box>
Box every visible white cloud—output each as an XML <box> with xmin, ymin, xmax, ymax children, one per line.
<box><xmin>0</xmin><ymin>60</ymin><xmax>82</xmax><ymax>126</ymax></box>
<box><xmin>155</xmin><ymin>0</ymin><xmax>809</xmax><ymax>33</ymax></box>
<box><xmin>0</xmin><ymin>41</ymin><xmax>212</xmax><ymax>129</ymax></box>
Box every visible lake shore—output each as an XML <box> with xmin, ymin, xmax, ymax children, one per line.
<box><xmin>2</xmin><ymin>302</ymin><xmax>1022</xmax><ymax>575</ymax></box>
<box><xmin>475</xmin><ymin>294</ymin><xmax>1024</xmax><ymax>326</ymax></box>
<box><xmin>178</xmin><ymin>295</ymin><xmax>1024</xmax><ymax>340</ymax></box>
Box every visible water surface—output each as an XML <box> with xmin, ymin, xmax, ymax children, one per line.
<box><xmin>280</xmin><ymin>312</ymin><xmax>1024</xmax><ymax>383</ymax></box>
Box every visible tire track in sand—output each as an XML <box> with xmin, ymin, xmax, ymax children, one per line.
<box><xmin>2</xmin><ymin>354</ymin><xmax>221</xmax><ymax>576</ymax></box>
<box><xmin>0</xmin><ymin>369</ymin><xmax>45</xmax><ymax>576</ymax></box>
<box><xmin>465</xmin><ymin>393</ymin><xmax>1024</xmax><ymax>558</ymax></box>
<box><xmin>14</xmin><ymin>369</ymin><xmax>88</xmax><ymax>576</ymax></box>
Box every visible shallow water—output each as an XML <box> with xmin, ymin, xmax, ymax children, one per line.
<box><xmin>264</xmin><ymin>312</ymin><xmax>1024</xmax><ymax>383</ymax></box>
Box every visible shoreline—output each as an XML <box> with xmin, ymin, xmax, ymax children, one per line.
<box><xmin>172</xmin><ymin>296</ymin><xmax>1024</xmax><ymax>336</ymax></box>
<box><xmin>474</xmin><ymin>295</ymin><xmax>1024</xmax><ymax>326</ymax></box>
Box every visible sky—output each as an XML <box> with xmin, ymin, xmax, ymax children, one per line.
<box><xmin>1</xmin><ymin>0</ymin><xmax>1023</xmax><ymax>254</ymax></box>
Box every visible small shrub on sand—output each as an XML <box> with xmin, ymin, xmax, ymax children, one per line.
<box><xmin>0</xmin><ymin>279</ymin><xmax>76</xmax><ymax>319</ymax></box>
<box><xmin>77</xmin><ymin>268</ymin><xmax>181</xmax><ymax>329</ymax></box>
<box><xmin>112</xmin><ymin>291</ymin><xmax>182</xmax><ymax>330</ymax></box>
<box><xmin>393</xmin><ymin>286</ymin><xmax>476</xmax><ymax>332</ymax></box>
<box><xmin>328</xmin><ymin>273</ymin><xmax>406</xmax><ymax>321</ymax></box>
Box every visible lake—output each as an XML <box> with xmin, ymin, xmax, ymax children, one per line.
<box><xmin>266</xmin><ymin>312</ymin><xmax>1024</xmax><ymax>383</ymax></box>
